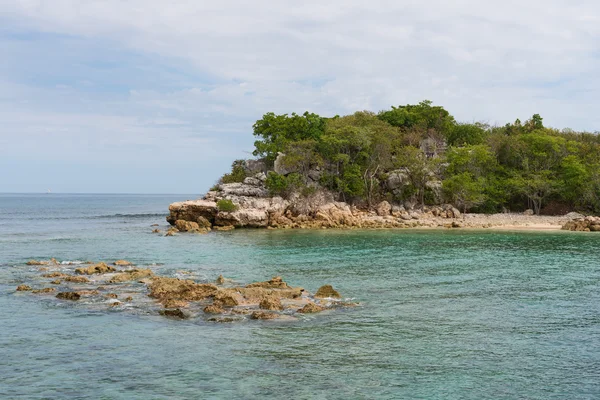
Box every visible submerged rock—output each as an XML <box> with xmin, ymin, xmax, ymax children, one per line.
<box><xmin>64</xmin><ymin>275</ymin><xmax>90</xmax><ymax>283</ymax></box>
<box><xmin>105</xmin><ymin>293</ymin><xmax>118</xmax><ymax>299</ymax></box>
<box><xmin>42</xmin><ymin>272</ymin><xmax>69</xmax><ymax>278</ymax></box>
<box><xmin>113</xmin><ymin>260</ymin><xmax>133</xmax><ymax>266</ymax></box>
<box><xmin>16</xmin><ymin>284</ymin><xmax>32</xmax><ymax>291</ymax></box>
<box><xmin>56</xmin><ymin>292</ymin><xmax>81</xmax><ymax>300</ymax></box>
<box><xmin>50</xmin><ymin>279</ymin><xmax>61</xmax><ymax>285</ymax></box>
<box><xmin>26</xmin><ymin>260</ymin><xmax>47</xmax><ymax>266</ymax></box>
<box><xmin>75</xmin><ymin>262</ymin><xmax>116</xmax><ymax>275</ymax></box>
<box><xmin>163</xmin><ymin>299</ymin><xmax>189</xmax><ymax>309</ymax></box>
<box><xmin>32</xmin><ymin>288</ymin><xmax>56</xmax><ymax>294</ymax></box>
<box><xmin>314</xmin><ymin>285</ymin><xmax>341</xmax><ymax>298</ymax></box>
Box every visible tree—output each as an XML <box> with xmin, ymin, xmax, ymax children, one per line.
<box><xmin>394</xmin><ymin>146</ymin><xmax>441</xmax><ymax>208</ymax></box>
<box><xmin>511</xmin><ymin>171</ymin><xmax>556</xmax><ymax>215</ymax></box>
<box><xmin>443</xmin><ymin>172</ymin><xmax>485</xmax><ymax>214</ymax></box>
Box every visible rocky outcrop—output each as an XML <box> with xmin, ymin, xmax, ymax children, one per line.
<box><xmin>167</xmin><ymin>200</ymin><xmax>218</xmax><ymax>225</ymax></box>
<box><xmin>298</xmin><ymin>302</ymin><xmax>324</xmax><ymax>313</ymax></box>
<box><xmin>75</xmin><ymin>262</ymin><xmax>116</xmax><ymax>275</ymax></box>
<box><xmin>56</xmin><ymin>292</ymin><xmax>81</xmax><ymax>301</ymax></box>
<box><xmin>149</xmin><ymin>278</ymin><xmax>218</xmax><ymax>303</ymax></box>
<box><xmin>315</xmin><ymin>285</ymin><xmax>341</xmax><ymax>298</ymax></box>
<box><xmin>562</xmin><ymin>216</ymin><xmax>600</xmax><ymax>232</ymax></box>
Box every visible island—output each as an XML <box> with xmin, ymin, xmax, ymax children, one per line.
<box><xmin>167</xmin><ymin>101</ymin><xmax>600</xmax><ymax>232</ymax></box>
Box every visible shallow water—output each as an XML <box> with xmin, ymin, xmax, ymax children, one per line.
<box><xmin>1</xmin><ymin>194</ymin><xmax>599</xmax><ymax>399</ymax></box>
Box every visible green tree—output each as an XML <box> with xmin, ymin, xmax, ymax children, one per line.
<box><xmin>443</xmin><ymin>172</ymin><xmax>486</xmax><ymax>214</ymax></box>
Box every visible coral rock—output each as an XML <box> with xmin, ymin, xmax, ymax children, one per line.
<box><xmin>314</xmin><ymin>285</ymin><xmax>341</xmax><ymax>298</ymax></box>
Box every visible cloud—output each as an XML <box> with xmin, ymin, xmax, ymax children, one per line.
<box><xmin>0</xmin><ymin>0</ymin><xmax>599</xmax><ymax>192</ymax></box>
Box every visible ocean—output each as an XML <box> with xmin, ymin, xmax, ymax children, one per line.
<box><xmin>1</xmin><ymin>194</ymin><xmax>599</xmax><ymax>399</ymax></box>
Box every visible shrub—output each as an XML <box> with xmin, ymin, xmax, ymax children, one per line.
<box><xmin>216</xmin><ymin>199</ymin><xmax>237</xmax><ymax>212</ymax></box>
<box><xmin>220</xmin><ymin>160</ymin><xmax>247</xmax><ymax>184</ymax></box>
<box><xmin>265</xmin><ymin>172</ymin><xmax>303</xmax><ymax>198</ymax></box>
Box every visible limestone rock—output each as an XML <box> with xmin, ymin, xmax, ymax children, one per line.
<box><xmin>167</xmin><ymin>200</ymin><xmax>218</xmax><ymax>225</ymax></box>
<box><xmin>148</xmin><ymin>277</ymin><xmax>218</xmax><ymax>302</ymax></box>
<box><xmin>160</xmin><ymin>308</ymin><xmax>188</xmax><ymax>319</ymax></box>
<box><xmin>109</xmin><ymin>269</ymin><xmax>154</xmax><ymax>283</ymax></box>
<box><xmin>259</xmin><ymin>296</ymin><xmax>284</xmax><ymax>311</ymax></box>
<box><xmin>65</xmin><ymin>276</ymin><xmax>90</xmax><ymax>283</ymax></box>
<box><xmin>203</xmin><ymin>304</ymin><xmax>225</xmax><ymax>314</ymax></box>
<box><xmin>250</xmin><ymin>311</ymin><xmax>279</xmax><ymax>320</ymax></box>
<box><xmin>56</xmin><ymin>292</ymin><xmax>81</xmax><ymax>301</ymax></box>
<box><xmin>75</xmin><ymin>262</ymin><xmax>116</xmax><ymax>275</ymax></box>
<box><xmin>298</xmin><ymin>302</ymin><xmax>324</xmax><ymax>313</ymax></box>
<box><xmin>32</xmin><ymin>288</ymin><xmax>56</xmax><ymax>294</ymax></box>
<box><xmin>246</xmin><ymin>276</ymin><xmax>289</xmax><ymax>289</ymax></box>
<box><xmin>315</xmin><ymin>285</ymin><xmax>341</xmax><ymax>298</ymax></box>
<box><xmin>213</xmin><ymin>289</ymin><xmax>243</xmax><ymax>307</ymax></box>
<box><xmin>376</xmin><ymin>201</ymin><xmax>392</xmax><ymax>217</ymax></box>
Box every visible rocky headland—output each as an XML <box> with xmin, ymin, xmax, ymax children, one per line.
<box><xmin>166</xmin><ymin>164</ymin><xmax>587</xmax><ymax>233</ymax></box>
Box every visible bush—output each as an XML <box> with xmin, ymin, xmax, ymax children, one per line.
<box><xmin>220</xmin><ymin>160</ymin><xmax>247</xmax><ymax>184</ymax></box>
<box><xmin>265</xmin><ymin>172</ymin><xmax>304</xmax><ymax>198</ymax></box>
<box><xmin>216</xmin><ymin>199</ymin><xmax>237</xmax><ymax>212</ymax></box>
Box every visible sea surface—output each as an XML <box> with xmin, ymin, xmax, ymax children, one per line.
<box><xmin>1</xmin><ymin>194</ymin><xmax>599</xmax><ymax>399</ymax></box>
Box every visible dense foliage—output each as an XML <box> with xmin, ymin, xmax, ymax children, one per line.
<box><xmin>222</xmin><ymin>101</ymin><xmax>600</xmax><ymax>215</ymax></box>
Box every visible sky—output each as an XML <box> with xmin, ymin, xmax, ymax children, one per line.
<box><xmin>1</xmin><ymin>0</ymin><xmax>599</xmax><ymax>193</ymax></box>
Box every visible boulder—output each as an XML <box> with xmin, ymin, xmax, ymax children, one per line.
<box><xmin>109</xmin><ymin>269</ymin><xmax>154</xmax><ymax>283</ymax></box>
<box><xmin>175</xmin><ymin>220</ymin><xmax>201</xmax><ymax>232</ymax></box>
<box><xmin>64</xmin><ymin>276</ymin><xmax>90</xmax><ymax>283</ymax></box>
<box><xmin>523</xmin><ymin>209</ymin><xmax>534</xmax><ymax>216</ymax></box>
<box><xmin>159</xmin><ymin>309</ymin><xmax>188</xmax><ymax>319</ymax></box>
<box><xmin>216</xmin><ymin>275</ymin><xmax>226</xmax><ymax>285</ymax></box>
<box><xmin>376</xmin><ymin>201</ymin><xmax>392</xmax><ymax>217</ymax></box>
<box><xmin>246</xmin><ymin>276</ymin><xmax>289</xmax><ymax>289</ymax></box>
<box><xmin>565</xmin><ymin>212</ymin><xmax>585</xmax><ymax>220</ymax></box>
<box><xmin>274</xmin><ymin>152</ymin><xmax>295</xmax><ymax>176</ymax></box>
<box><xmin>75</xmin><ymin>262</ymin><xmax>116</xmax><ymax>275</ymax></box>
<box><xmin>165</xmin><ymin>228</ymin><xmax>178</xmax><ymax>236</ymax></box>
<box><xmin>196</xmin><ymin>216</ymin><xmax>212</xmax><ymax>229</ymax></box>
<box><xmin>203</xmin><ymin>304</ymin><xmax>225</xmax><ymax>314</ymax></box>
<box><xmin>213</xmin><ymin>289</ymin><xmax>243</xmax><ymax>307</ymax></box>
<box><xmin>162</xmin><ymin>299</ymin><xmax>189</xmax><ymax>308</ymax></box>
<box><xmin>250</xmin><ymin>311</ymin><xmax>279</xmax><ymax>320</ymax></box>
<box><xmin>16</xmin><ymin>284</ymin><xmax>32</xmax><ymax>291</ymax></box>
<box><xmin>298</xmin><ymin>302</ymin><xmax>324</xmax><ymax>313</ymax></box>
<box><xmin>259</xmin><ymin>296</ymin><xmax>284</xmax><ymax>311</ymax></box>
<box><xmin>148</xmin><ymin>277</ymin><xmax>218</xmax><ymax>302</ymax></box>
<box><xmin>243</xmin><ymin>159</ymin><xmax>266</xmax><ymax>174</ymax></box>
<box><xmin>56</xmin><ymin>292</ymin><xmax>81</xmax><ymax>301</ymax></box>
<box><xmin>32</xmin><ymin>288</ymin><xmax>56</xmax><ymax>294</ymax></box>
<box><xmin>26</xmin><ymin>260</ymin><xmax>47</xmax><ymax>266</ymax></box>
<box><xmin>315</xmin><ymin>285</ymin><xmax>341</xmax><ymax>299</ymax></box>
<box><xmin>167</xmin><ymin>200</ymin><xmax>218</xmax><ymax>225</ymax></box>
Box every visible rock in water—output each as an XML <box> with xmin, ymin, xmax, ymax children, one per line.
<box><xmin>113</xmin><ymin>260</ymin><xmax>133</xmax><ymax>266</ymax></box>
<box><xmin>31</xmin><ymin>288</ymin><xmax>56</xmax><ymax>294</ymax></box>
<box><xmin>246</xmin><ymin>276</ymin><xmax>289</xmax><ymax>289</ymax></box>
<box><xmin>216</xmin><ymin>275</ymin><xmax>225</xmax><ymax>285</ymax></box>
<box><xmin>108</xmin><ymin>269</ymin><xmax>154</xmax><ymax>283</ymax></box>
<box><xmin>64</xmin><ymin>275</ymin><xmax>90</xmax><ymax>283</ymax></box>
<box><xmin>16</xmin><ymin>284</ymin><xmax>32</xmax><ymax>291</ymax></box>
<box><xmin>56</xmin><ymin>292</ymin><xmax>81</xmax><ymax>301</ymax></box>
<box><xmin>26</xmin><ymin>260</ymin><xmax>46</xmax><ymax>266</ymax></box>
<box><xmin>250</xmin><ymin>311</ymin><xmax>279</xmax><ymax>320</ymax></box>
<box><xmin>203</xmin><ymin>304</ymin><xmax>225</xmax><ymax>314</ymax></box>
<box><xmin>75</xmin><ymin>262</ymin><xmax>116</xmax><ymax>275</ymax></box>
<box><xmin>314</xmin><ymin>285</ymin><xmax>341</xmax><ymax>298</ymax></box>
<box><xmin>298</xmin><ymin>302</ymin><xmax>324</xmax><ymax>313</ymax></box>
<box><xmin>148</xmin><ymin>277</ymin><xmax>218</xmax><ymax>302</ymax></box>
<box><xmin>259</xmin><ymin>296</ymin><xmax>284</xmax><ymax>311</ymax></box>
<box><xmin>160</xmin><ymin>309</ymin><xmax>188</xmax><ymax>319</ymax></box>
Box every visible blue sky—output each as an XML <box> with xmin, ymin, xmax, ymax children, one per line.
<box><xmin>1</xmin><ymin>0</ymin><xmax>599</xmax><ymax>193</ymax></box>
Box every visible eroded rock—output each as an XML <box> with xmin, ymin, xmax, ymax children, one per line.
<box><xmin>75</xmin><ymin>263</ymin><xmax>116</xmax><ymax>275</ymax></box>
<box><xmin>16</xmin><ymin>284</ymin><xmax>32</xmax><ymax>291</ymax></box>
<box><xmin>259</xmin><ymin>296</ymin><xmax>284</xmax><ymax>311</ymax></box>
<box><xmin>109</xmin><ymin>269</ymin><xmax>154</xmax><ymax>283</ymax></box>
<box><xmin>298</xmin><ymin>302</ymin><xmax>324</xmax><ymax>313</ymax></box>
<box><xmin>56</xmin><ymin>292</ymin><xmax>81</xmax><ymax>300</ymax></box>
<box><xmin>148</xmin><ymin>277</ymin><xmax>218</xmax><ymax>302</ymax></box>
<box><xmin>315</xmin><ymin>285</ymin><xmax>341</xmax><ymax>298</ymax></box>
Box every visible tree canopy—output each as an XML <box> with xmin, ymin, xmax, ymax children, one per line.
<box><xmin>220</xmin><ymin>101</ymin><xmax>600</xmax><ymax>215</ymax></box>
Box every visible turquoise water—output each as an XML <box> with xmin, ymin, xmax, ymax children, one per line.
<box><xmin>1</xmin><ymin>194</ymin><xmax>599</xmax><ymax>399</ymax></box>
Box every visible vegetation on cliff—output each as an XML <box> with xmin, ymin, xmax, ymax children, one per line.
<box><xmin>219</xmin><ymin>101</ymin><xmax>600</xmax><ymax>215</ymax></box>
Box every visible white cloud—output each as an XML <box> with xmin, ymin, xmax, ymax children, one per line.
<box><xmin>0</xmin><ymin>0</ymin><xmax>599</xmax><ymax>191</ymax></box>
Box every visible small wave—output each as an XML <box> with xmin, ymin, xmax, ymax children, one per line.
<box><xmin>91</xmin><ymin>213</ymin><xmax>166</xmax><ymax>219</ymax></box>
<box><xmin>60</xmin><ymin>260</ymin><xmax>86</xmax><ymax>265</ymax></box>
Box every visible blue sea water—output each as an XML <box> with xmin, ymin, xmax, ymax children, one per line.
<box><xmin>1</xmin><ymin>193</ymin><xmax>599</xmax><ymax>399</ymax></box>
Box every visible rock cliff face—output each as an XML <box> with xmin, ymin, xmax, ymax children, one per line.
<box><xmin>166</xmin><ymin>172</ymin><xmax>466</xmax><ymax>231</ymax></box>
